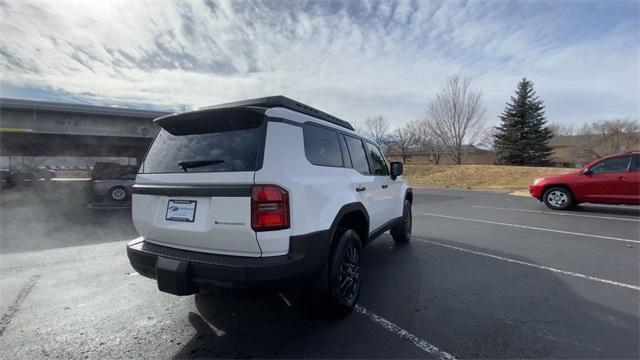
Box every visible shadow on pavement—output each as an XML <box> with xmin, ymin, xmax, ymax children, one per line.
<box><xmin>574</xmin><ymin>204</ymin><xmax>640</xmax><ymax>217</ymax></box>
<box><xmin>175</xmin><ymin>235</ymin><xmax>639</xmax><ymax>359</ymax></box>
<box><xmin>174</xmin><ymin>289</ymin><xmax>358</xmax><ymax>359</ymax></box>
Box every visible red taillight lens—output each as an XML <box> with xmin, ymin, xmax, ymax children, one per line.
<box><xmin>251</xmin><ymin>185</ymin><xmax>289</xmax><ymax>231</ymax></box>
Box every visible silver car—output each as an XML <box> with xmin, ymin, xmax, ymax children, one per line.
<box><xmin>88</xmin><ymin>163</ymin><xmax>138</xmax><ymax>202</ymax></box>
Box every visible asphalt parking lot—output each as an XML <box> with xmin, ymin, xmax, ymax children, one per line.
<box><xmin>1</xmin><ymin>187</ymin><xmax>638</xmax><ymax>359</ymax></box>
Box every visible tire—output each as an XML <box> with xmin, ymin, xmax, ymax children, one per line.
<box><xmin>109</xmin><ymin>186</ymin><xmax>128</xmax><ymax>201</ymax></box>
<box><xmin>543</xmin><ymin>186</ymin><xmax>574</xmax><ymax>210</ymax></box>
<box><xmin>391</xmin><ymin>199</ymin><xmax>412</xmax><ymax>244</ymax></box>
<box><xmin>328</xmin><ymin>229</ymin><xmax>362</xmax><ymax>315</ymax></box>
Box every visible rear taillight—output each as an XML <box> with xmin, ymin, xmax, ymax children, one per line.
<box><xmin>251</xmin><ymin>185</ymin><xmax>290</xmax><ymax>231</ymax></box>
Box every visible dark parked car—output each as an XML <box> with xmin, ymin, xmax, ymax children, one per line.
<box><xmin>88</xmin><ymin>162</ymin><xmax>139</xmax><ymax>202</ymax></box>
<box><xmin>17</xmin><ymin>166</ymin><xmax>56</xmax><ymax>181</ymax></box>
<box><xmin>0</xmin><ymin>169</ymin><xmax>19</xmax><ymax>190</ymax></box>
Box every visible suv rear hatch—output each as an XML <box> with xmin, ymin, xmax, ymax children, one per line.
<box><xmin>133</xmin><ymin>107</ymin><xmax>267</xmax><ymax>257</ymax></box>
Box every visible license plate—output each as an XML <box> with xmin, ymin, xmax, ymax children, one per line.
<box><xmin>166</xmin><ymin>200</ymin><xmax>197</xmax><ymax>222</ymax></box>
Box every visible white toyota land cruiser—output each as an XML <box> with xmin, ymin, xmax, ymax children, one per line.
<box><xmin>127</xmin><ymin>96</ymin><xmax>412</xmax><ymax>313</ymax></box>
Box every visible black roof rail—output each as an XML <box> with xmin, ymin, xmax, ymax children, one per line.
<box><xmin>199</xmin><ymin>95</ymin><xmax>355</xmax><ymax>131</ymax></box>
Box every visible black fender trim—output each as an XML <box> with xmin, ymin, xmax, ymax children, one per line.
<box><xmin>405</xmin><ymin>187</ymin><xmax>413</xmax><ymax>202</ymax></box>
<box><xmin>328</xmin><ymin>202</ymin><xmax>370</xmax><ymax>246</ymax></box>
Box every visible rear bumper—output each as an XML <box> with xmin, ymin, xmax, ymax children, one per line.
<box><xmin>126</xmin><ymin>231</ymin><xmax>330</xmax><ymax>295</ymax></box>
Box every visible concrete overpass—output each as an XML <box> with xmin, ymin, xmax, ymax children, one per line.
<box><xmin>0</xmin><ymin>98</ymin><xmax>170</xmax><ymax>161</ymax></box>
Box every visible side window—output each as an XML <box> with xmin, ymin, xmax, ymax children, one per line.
<box><xmin>118</xmin><ymin>172</ymin><xmax>137</xmax><ymax>180</ymax></box>
<box><xmin>365</xmin><ymin>142</ymin><xmax>389</xmax><ymax>176</ymax></box>
<box><xmin>630</xmin><ymin>155</ymin><xmax>639</xmax><ymax>172</ymax></box>
<box><xmin>344</xmin><ymin>136</ymin><xmax>371</xmax><ymax>175</ymax></box>
<box><xmin>303</xmin><ymin>124</ymin><xmax>343</xmax><ymax>167</ymax></box>
<box><xmin>590</xmin><ymin>156</ymin><xmax>632</xmax><ymax>174</ymax></box>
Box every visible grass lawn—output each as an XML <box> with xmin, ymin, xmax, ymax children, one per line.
<box><xmin>403</xmin><ymin>164</ymin><xmax>574</xmax><ymax>191</ymax></box>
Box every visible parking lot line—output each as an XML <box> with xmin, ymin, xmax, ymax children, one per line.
<box><xmin>355</xmin><ymin>305</ymin><xmax>457</xmax><ymax>360</ymax></box>
<box><xmin>422</xmin><ymin>212</ymin><xmax>640</xmax><ymax>244</ymax></box>
<box><xmin>471</xmin><ymin>205</ymin><xmax>640</xmax><ymax>222</ymax></box>
<box><xmin>417</xmin><ymin>239</ymin><xmax>640</xmax><ymax>291</ymax></box>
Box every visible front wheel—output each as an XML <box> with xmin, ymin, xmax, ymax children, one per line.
<box><xmin>109</xmin><ymin>186</ymin><xmax>128</xmax><ymax>201</ymax></box>
<box><xmin>391</xmin><ymin>200</ymin><xmax>412</xmax><ymax>244</ymax></box>
<box><xmin>543</xmin><ymin>187</ymin><xmax>574</xmax><ymax>210</ymax></box>
<box><xmin>328</xmin><ymin>229</ymin><xmax>362</xmax><ymax>315</ymax></box>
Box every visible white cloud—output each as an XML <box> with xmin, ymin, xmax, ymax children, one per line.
<box><xmin>0</xmin><ymin>0</ymin><xmax>638</xmax><ymax>129</ymax></box>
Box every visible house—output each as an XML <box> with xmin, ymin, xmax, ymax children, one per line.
<box><xmin>386</xmin><ymin>145</ymin><xmax>494</xmax><ymax>165</ymax></box>
<box><xmin>549</xmin><ymin>134</ymin><xmax>640</xmax><ymax>168</ymax></box>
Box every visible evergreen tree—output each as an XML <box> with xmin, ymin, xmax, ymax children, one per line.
<box><xmin>494</xmin><ymin>78</ymin><xmax>554</xmax><ymax>166</ymax></box>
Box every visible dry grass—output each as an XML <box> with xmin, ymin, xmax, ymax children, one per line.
<box><xmin>403</xmin><ymin>164</ymin><xmax>574</xmax><ymax>191</ymax></box>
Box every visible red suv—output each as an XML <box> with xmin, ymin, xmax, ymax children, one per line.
<box><xmin>529</xmin><ymin>152</ymin><xmax>640</xmax><ymax>210</ymax></box>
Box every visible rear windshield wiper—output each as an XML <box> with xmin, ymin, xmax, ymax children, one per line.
<box><xmin>178</xmin><ymin>160</ymin><xmax>224</xmax><ymax>172</ymax></box>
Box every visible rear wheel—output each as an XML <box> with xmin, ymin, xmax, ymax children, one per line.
<box><xmin>328</xmin><ymin>229</ymin><xmax>362</xmax><ymax>315</ymax></box>
<box><xmin>543</xmin><ymin>187</ymin><xmax>574</xmax><ymax>210</ymax></box>
<box><xmin>391</xmin><ymin>200</ymin><xmax>412</xmax><ymax>244</ymax></box>
<box><xmin>109</xmin><ymin>186</ymin><xmax>128</xmax><ymax>201</ymax></box>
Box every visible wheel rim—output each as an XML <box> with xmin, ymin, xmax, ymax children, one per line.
<box><xmin>547</xmin><ymin>190</ymin><xmax>568</xmax><ymax>207</ymax></box>
<box><xmin>404</xmin><ymin>204</ymin><xmax>412</xmax><ymax>239</ymax></box>
<box><xmin>337</xmin><ymin>242</ymin><xmax>360</xmax><ymax>303</ymax></box>
<box><xmin>112</xmin><ymin>188</ymin><xmax>126</xmax><ymax>200</ymax></box>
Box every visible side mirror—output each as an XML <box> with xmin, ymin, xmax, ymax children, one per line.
<box><xmin>390</xmin><ymin>161</ymin><xmax>403</xmax><ymax>180</ymax></box>
<box><xmin>583</xmin><ymin>168</ymin><xmax>593</xmax><ymax>175</ymax></box>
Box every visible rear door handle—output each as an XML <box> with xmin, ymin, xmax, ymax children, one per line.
<box><xmin>381</xmin><ymin>184</ymin><xmax>389</xmax><ymax>189</ymax></box>
<box><xmin>618</xmin><ymin>176</ymin><xmax>628</xmax><ymax>181</ymax></box>
<box><xmin>355</xmin><ymin>186</ymin><xmax>366</xmax><ymax>192</ymax></box>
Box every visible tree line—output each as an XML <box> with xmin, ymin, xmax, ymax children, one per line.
<box><xmin>355</xmin><ymin>76</ymin><xmax>639</xmax><ymax>166</ymax></box>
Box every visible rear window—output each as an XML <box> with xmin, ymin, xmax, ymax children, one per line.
<box><xmin>142</xmin><ymin>126</ymin><xmax>265</xmax><ymax>174</ymax></box>
<box><xmin>303</xmin><ymin>124</ymin><xmax>343</xmax><ymax>167</ymax></box>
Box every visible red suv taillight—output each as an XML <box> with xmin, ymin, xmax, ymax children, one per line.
<box><xmin>251</xmin><ymin>185</ymin><xmax>290</xmax><ymax>231</ymax></box>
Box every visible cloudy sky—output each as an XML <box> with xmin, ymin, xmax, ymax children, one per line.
<box><xmin>1</xmin><ymin>0</ymin><xmax>638</xmax><ymax>128</ymax></box>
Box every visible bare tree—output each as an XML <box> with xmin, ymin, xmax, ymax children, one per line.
<box><xmin>362</xmin><ymin>116</ymin><xmax>390</xmax><ymax>145</ymax></box>
<box><xmin>412</xmin><ymin>120</ymin><xmax>444</xmax><ymax>164</ymax></box>
<box><xmin>477</xmin><ymin>127</ymin><xmax>496</xmax><ymax>151</ymax></box>
<box><xmin>350</xmin><ymin>120</ymin><xmax>365</xmax><ymax>135</ymax></box>
<box><xmin>548</xmin><ymin>123</ymin><xmax>575</xmax><ymax>136</ymax></box>
<box><xmin>577</xmin><ymin>118</ymin><xmax>640</xmax><ymax>158</ymax></box>
<box><xmin>390</xmin><ymin>123</ymin><xmax>417</xmax><ymax>164</ymax></box>
<box><xmin>426</xmin><ymin>75</ymin><xmax>487</xmax><ymax>164</ymax></box>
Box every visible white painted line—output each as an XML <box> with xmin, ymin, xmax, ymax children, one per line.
<box><xmin>422</xmin><ymin>212</ymin><xmax>640</xmax><ymax>244</ymax></box>
<box><xmin>278</xmin><ymin>293</ymin><xmax>291</xmax><ymax>307</ymax></box>
<box><xmin>200</xmin><ymin>315</ymin><xmax>226</xmax><ymax>336</ymax></box>
<box><xmin>418</xmin><ymin>239</ymin><xmax>640</xmax><ymax>291</ymax></box>
<box><xmin>355</xmin><ymin>305</ymin><xmax>456</xmax><ymax>360</ymax></box>
<box><xmin>472</xmin><ymin>205</ymin><xmax>640</xmax><ymax>222</ymax></box>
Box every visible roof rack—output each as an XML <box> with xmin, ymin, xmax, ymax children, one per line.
<box><xmin>199</xmin><ymin>95</ymin><xmax>355</xmax><ymax>131</ymax></box>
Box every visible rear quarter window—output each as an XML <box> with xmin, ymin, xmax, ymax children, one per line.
<box><xmin>630</xmin><ymin>155</ymin><xmax>639</xmax><ymax>171</ymax></box>
<box><xmin>303</xmin><ymin>124</ymin><xmax>343</xmax><ymax>167</ymax></box>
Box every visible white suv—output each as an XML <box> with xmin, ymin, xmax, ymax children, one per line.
<box><xmin>127</xmin><ymin>96</ymin><xmax>412</xmax><ymax>313</ymax></box>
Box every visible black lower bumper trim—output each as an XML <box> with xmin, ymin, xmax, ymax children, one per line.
<box><xmin>127</xmin><ymin>230</ymin><xmax>330</xmax><ymax>294</ymax></box>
